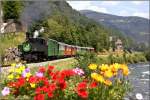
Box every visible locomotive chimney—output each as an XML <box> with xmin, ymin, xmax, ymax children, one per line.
<box><xmin>33</xmin><ymin>30</ymin><xmax>39</xmax><ymax>38</ymax></box>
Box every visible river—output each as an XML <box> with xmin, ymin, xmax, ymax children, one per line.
<box><xmin>125</xmin><ymin>63</ymin><xmax>150</xmax><ymax>100</ymax></box>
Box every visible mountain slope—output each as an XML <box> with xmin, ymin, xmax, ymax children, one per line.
<box><xmin>21</xmin><ymin>1</ymin><xmax>117</xmax><ymax>51</ymax></box>
<box><xmin>80</xmin><ymin>10</ymin><xmax>149</xmax><ymax>46</ymax></box>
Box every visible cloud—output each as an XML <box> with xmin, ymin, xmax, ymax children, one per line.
<box><xmin>87</xmin><ymin>6</ymin><xmax>108</xmax><ymax>13</ymax></box>
<box><xmin>132</xmin><ymin>1</ymin><xmax>143</xmax><ymax>5</ymax></box>
<box><xmin>118</xmin><ymin>10</ymin><xmax>149</xmax><ymax>19</ymax></box>
<box><xmin>67</xmin><ymin>1</ymin><xmax>149</xmax><ymax>19</ymax></box>
<box><xmin>119</xmin><ymin>10</ymin><xmax>130</xmax><ymax>16</ymax></box>
<box><xmin>101</xmin><ymin>1</ymin><xmax>120</xmax><ymax>6</ymax></box>
<box><xmin>67</xmin><ymin>1</ymin><xmax>108</xmax><ymax>13</ymax></box>
<box><xmin>67</xmin><ymin>1</ymin><xmax>91</xmax><ymax>10</ymax></box>
<box><xmin>133</xmin><ymin>12</ymin><xmax>149</xmax><ymax>19</ymax></box>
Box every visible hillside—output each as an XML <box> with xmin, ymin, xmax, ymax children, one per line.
<box><xmin>1</xmin><ymin>1</ymin><xmax>131</xmax><ymax>52</ymax></box>
<box><xmin>21</xmin><ymin>1</ymin><xmax>130</xmax><ymax>51</ymax></box>
<box><xmin>80</xmin><ymin>10</ymin><xmax>149</xmax><ymax>47</ymax></box>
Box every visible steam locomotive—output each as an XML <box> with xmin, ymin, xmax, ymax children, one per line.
<box><xmin>18</xmin><ymin>28</ymin><xmax>94</xmax><ymax>62</ymax></box>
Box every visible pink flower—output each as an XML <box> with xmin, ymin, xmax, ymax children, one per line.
<box><xmin>73</xmin><ymin>68</ymin><xmax>84</xmax><ymax>76</ymax></box>
<box><xmin>1</xmin><ymin>87</ymin><xmax>10</xmax><ymax>96</ymax></box>
<box><xmin>22</xmin><ymin>68</ymin><xmax>30</xmax><ymax>77</ymax></box>
<box><xmin>36</xmin><ymin>72</ymin><xmax>44</xmax><ymax>77</ymax></box>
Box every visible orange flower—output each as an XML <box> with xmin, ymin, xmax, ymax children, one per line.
<box><xmin>104</xmin><ymin>80</ymin><xmax>112</xmax><ymax>86</ymax></box>
<box><xmin>120</xmin><ymin>64</ymin><xmax>130</xmax><ymax>76</ymax></box>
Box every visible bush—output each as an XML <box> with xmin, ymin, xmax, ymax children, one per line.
<box><xmin>75</xmin><ymin>52</ymin><xmax>97</xmax><ymax>75</ymax></box>
<box><xmin>122</xmin><ymin>52</ymin><xmax>147</xmax><ymax>64</ymax></box>
<box><xmin>144</xmin><ymin>50</ymin><xmax>150</xmax><ymax>61</ymax></box>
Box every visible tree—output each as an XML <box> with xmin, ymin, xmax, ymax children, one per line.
<box><xmin>2</xmin><ymin>1</ymin><xmax>23</xmax><ymax>21</ymax></box>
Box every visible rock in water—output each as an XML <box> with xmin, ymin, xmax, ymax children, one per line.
<box><xmin>136</xmin><ymin>93</ymin><xmax>143</xmax><ymax>100</ymax></box>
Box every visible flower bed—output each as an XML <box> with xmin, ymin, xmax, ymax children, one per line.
<box><xmin>1</xmin><ymin>63</ymin><xmax>130</xmax><ymax>100</ymax></box>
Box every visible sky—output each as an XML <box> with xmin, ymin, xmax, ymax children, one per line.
<box><xmin>67</xmin><ymin>1</ymin><xmax>149</xmax><ymax>19</ymax></box>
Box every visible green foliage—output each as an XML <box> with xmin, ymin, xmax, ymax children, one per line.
<box><xmin>125</xmin><ymin>52</ymin><xmax>147</xmax><ymax>63</ymax></box>
<box><xmin>107</xmin><ymin>28</ymin><xmax>133</xmax><ymax>50</ymax></box>
<box><xmin>110</xmin><ymin>54</ymin><xmax>125</xmax><ymax>64</ymax></box>
<box><xmin>97</xmin><ymin>52</ymin><xmax>147</xmax><ymax>65</ymax></box>
<box><xmin>144</xmin><ymin>49</ymin><xmax>150</xmax><ymax>61</ymax></box>
<box><xmin>75</xmin><ymin>52</ymin><xmax>97</xmax><ymax>75</ymax></box>
<box><xmin>0</xmin><ymin>33</ymin><xmax>25</xmax><ymax>64</ymax></box>
<box><xmin>2</xmin><ymin>1</ymin><xmax>23</xmax><ymax>21</ymax></box>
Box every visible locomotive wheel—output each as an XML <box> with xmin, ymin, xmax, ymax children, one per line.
<box><xmin>24</xmin><ymin>54</ymin><xmax>38</xmax><ymax>62</ymax></box>
<box><xmin>24</xmin><ymin>54</ymin><xmax>32</xmax><ymax>62</ymax></box>
<box><xmin>32</xmin><ymin>54</ymin><xmax>38</xmax><ymax>62</ymax></box>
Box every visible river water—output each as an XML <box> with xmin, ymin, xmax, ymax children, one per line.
<box><xmin>125</xmin><ymin>63</ymin><xmax>150</xmax><ymax>100</ymax></box>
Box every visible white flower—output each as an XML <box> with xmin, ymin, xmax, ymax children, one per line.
<box><xmin>1</xmin><ymin>87</ymin><xmax>10</xmax><ymax>96</ymax></box>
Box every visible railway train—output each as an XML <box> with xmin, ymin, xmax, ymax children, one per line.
<box><xmin>18</xmin><ymin>31</ymin><xmax>94</xmax><ymax>62</ymax></box>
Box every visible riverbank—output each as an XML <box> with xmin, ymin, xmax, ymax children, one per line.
<box><xmin>126</xmin><ymin>63</ymin><xmax>149</xmax><ymax>100</ymax></box>
<box><xmin>97</xmin><ymin>51</ymin><xmax>147</xmax><ymax>64</ymax></box>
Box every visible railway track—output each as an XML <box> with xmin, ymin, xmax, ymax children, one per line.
<box><xmin>0</xmin><ymin>57</ymin><xmax>74</xmax><ymax>74</ymax></box>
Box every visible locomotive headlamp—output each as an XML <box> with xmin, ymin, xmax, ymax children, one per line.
<box><xmin>23</xmin><ymin>42</ymin><xmax>31</xmax><ymax>52</ymax></box>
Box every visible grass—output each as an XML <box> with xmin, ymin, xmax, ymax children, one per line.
<box><xmin>0</xmin><ymin>58</ymin><xmax>77</xmax><ymax>82</ymax></box>
<box><xmin>0</xmin><ymin>32</ymin><xmax>25</xmax><ymax>64</ymax></box>
<box><xmin>97</xmin><ymin>51</ymin><xmax>147</xmax><ymax>64</ymax></box>
<box><xmin>29</xmin><ymin>58</ymin><xmax>77</xmax><ymax>74</ymax></box>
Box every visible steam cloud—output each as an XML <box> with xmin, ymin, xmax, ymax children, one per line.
<box><xmin>20</xmin><ymin>1</ymin><xmax>52</xmax><ymax>31</ymax></box>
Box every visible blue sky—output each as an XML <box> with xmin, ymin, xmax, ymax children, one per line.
<box><xmin>67</xmin><ymin>1</ymin><xmax>149</xmax><ymax>19</ymax></box>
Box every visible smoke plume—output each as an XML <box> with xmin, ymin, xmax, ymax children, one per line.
<box><xmin>20</xmin><ymin>1</ymin><xmax>52</xmax><ymax>31</ymax></box>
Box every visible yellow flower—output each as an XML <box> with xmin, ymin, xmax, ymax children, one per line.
<box><xmin>100</xmin><ymin>64</ymin><xmax>109</xmax><ymax>71</ymax></box>
<box><xmin>15</xmin><ymin>68</ymin><xmax>22</xmax><ymax>74</ymax></box>
<box><xmin>19</xmin><ymin>66</ymin><xmax>25</xmax><ymax>71</ymax></box>
<box><xmin>113</xmin><ymin>63</ymin><xmax>120</xmax><ymax>70</ymax></box>
<box><xmin>104</xmin><ymin>70</ymin><xmax>113</xmax><ymax>78</ymax></box>
<box><xmin>104</xmin><ymin>80</ymin><xmax>112</xmax><ymax>86</ymax></box>
<box><xmin>91</xmin><ymin>73</ymin><xmax>99</xmax><ymax>79</ymax></box>
<box><xmin>26</xmin><ymin>73</ymin><xmax>32</xmax><ymax>78</ymax></box>
<box><xmin>91</xmin><ymin>73</ymin><xmax>104</xmax><ymax>83</ymax></box>
<box><xmin>88</xmin><ymin>64</ymin><xmax>97</xmax><ymax>70</ymax></box>
<box><xmin>113</xmin><ymin>72</ymin><xmax>118</xmax><ymax>76</ymax></box>
<box><xmin>120</xmin><ymin>64</ymin><xmax>129</xmax><ymax>76</ymax></box>
<box><xmin>16</xmin><ymin>75</ymin><xmax>20</xmax><ymax>79</ymax></box>
<box><xmin>8</xmin><ymin>74</ymin><xmax>14</xmax><ymax>80</ymax></box>
<box><xmin>30</xmin><ymin>83</ymin><xmax>36</xmax><ymax>88</ymax></box>
<box><xmin>11</xmin><ymin>63</ymin><xmax>16</xmax><ymax>67</ymax></box>
<box><xmin>110</xmin><ymin>63</ymin><xmax>120</xmax><ymax>73</ymax></box>
<box><xmin>26</xmin><ymin>78</ymin><xmax>29</xmax><ymax>81</ymax></box>
<box><xmin>96</xmin><ymin>75</ymin><xmax>104</xmax><ymax>83</ymax></box>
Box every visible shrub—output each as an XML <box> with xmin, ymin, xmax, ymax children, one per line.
<box><xmin>144</xmin><ymin>50</ymin><xmax>150</xmax><ymax>61</ymax></box>
<box><xmin>75</xmin><ymin>52</ymin><xmax>97</xmax><ymax>75</ymax></box>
